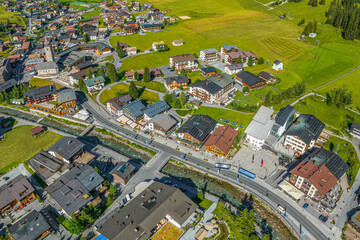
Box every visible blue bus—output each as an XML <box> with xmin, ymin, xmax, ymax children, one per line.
<box><xmin>238</xmin><ymin>168</ymin><xmax>256</xmax><ymax>180</ymax></box>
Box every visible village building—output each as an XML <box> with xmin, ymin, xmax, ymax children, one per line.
<box><xmin>199</xmin><ymin>48</ymin><xmax>219</xmax><ymax>62</ymax></box>
<box><xmin>176</xmin><ymin>114</ymin><xmax>217</xmax><ymax>149</ymax></box>
<box><xmin>36</xmin><ymin>61</ymin><xmax>59</xmax><ymax>76</ymax></box>
<box><xmin>224</xmin><ymin>64</ymin><xmax>243</xmax><ymax>75</ymax></box>
<box><xmin>201</xmin><ymin>67</ymin><xmax>217</xmax><ymax>77</ymax></box>
<box><xmin>106</xmin><ymin>94</ymin><xmax>133</xmax><ymax>117</ymax></box>
<box><xmin>110</xmin><ymin>161</ymin><xmax>136</xmax><ymax>185</ymax></box>
<box><xmin>258</xmin><ymin>71</ymin><xmax>275</xmax><ymax>83</ymax></box>
<box><xmin>289</xmin><ymin>148</ymin><xmax>349</xmax><ymax>202</ymax></box>
<box><xmin>172</xmin><ymin>39</ymin><xmax>184</xmax><ymax>46</ymax></box>
<box><xmin>164</xmin><ymin>75</ymin><xmax>189</xmax><ymax>90</ymax></box>
<box><xmin>220</xmin><ymin>44</ymin><xmax>239</xmax><ymax>54</ymax></box>
<box><xmin>235</xmin><ymin>71</ymin><xmax>265</xmax><ymax>90</ymax></box>
<box><xmin>85</xmin><ymin>76</ymin><xmax>105</xmax><ymax>95</ymax></box>
<box><xmin>272</xmin><ymin>60</ymin><xmax>284</xmax><ymax>71</ymax></box>
<box><xmin>204</xmin><ymin>125</ymin><xmax>238</xmax><ymax>157</ymax></box>
<box><xmin>169</xmin><ymin>54</ymin><xmax>198</xmax><ymax>73</ymax></box>
<box><xmin>48</xmin><ymin>136</ymin><xmax>86</xmax><ymax>163</ymax></box>
<box><xmin>147</xmin><ymin>113</ymin><xmax>179</xmax><ymax>137</ymax></box>
<box><xmin>189</xmin><ymin>73</ymin><xmax>235</xmax><ymax>104</ymax></box>
<box><xmin>284</xmin><ymin>114</ymin><xmax>325</xmax><ymax>156</ymax></box>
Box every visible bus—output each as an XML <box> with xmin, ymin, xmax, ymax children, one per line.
<box><xmin>238</xmin><ymin>168</ymin><xmax>256</xmax><ymax>180</ymax></box>
<box><xmin>214</xmin><ymin>163</ymin><xmax>231</xmax><ymax>170</ymax></box>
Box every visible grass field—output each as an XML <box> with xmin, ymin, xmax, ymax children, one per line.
<box><xmin>99</xmin><ymin>83</ymin><xmax>160</xmax><ymax>104</ymax></box>
<box><xmin>131</xmin><ymin>80</ymin><xmax>166</xmax><ymax>93</ymax></box>
<box><xmin>293</xmin><ymin>96</ymin><xmax>360</xmax><ymax>130</ymax></box>
<box><xmin>29</xmin><ymin>77</ymin><xmax>64</xmax><ymax>89</ymax></box>
<box><xmin>81</xmin><ymin>7</ymin><xmax>100</xmax><ymax>20</ymax></box>
<box><xmin>0</xmin><ymin>6</ymin><xmax>27</xmax><ymax>27</ymax></box>
<box><xmin>176</xmin><ymin>106</ymin><xmax>254</xmax><ymax>128</ymax></box>
<box><xmin>151</xmin><ymin>222</ymin><xmax>183</xmax><ymax>240</ymax></box>
<box><xmin>110</xmin><ymin>0</ymin><xmax>360</xmax><ymax>93</ymax></box>
<box><xmin>0</xmin><ymin>125</ymin><xmax>62</xmax><ymax>173</ymax></box>
<box><xmin>192</xmin><ymin>190</ymin><xmax>214</xmax><ymax>210</ymax></box>
<box><xmin>233</xmin><ymin>87</ymin><xmax>270</xmax><ymax>106</ymax></box>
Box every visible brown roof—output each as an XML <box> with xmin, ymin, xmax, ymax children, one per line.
<box><xmin>30</xmin><ymin>126</ymin><xmax>44</xmax><ymax>135</ymax></box>
<box><xmin>125</xmin><ymin>68</ymin><xmax>161</xmax><ymax>77</ymax></box>
<box><xmin>290</xmin><ymin>161</ymin><xmax>338</xmax><ymax>196</ymax></box>
<box><xmin>70</xmin><ymin>67</ymin><xmax>96</xmax><ymax>79</ymax></box>
<box><xmin>204</xmin><ymin>125</ymin><xmax>238</xmax><ymax>154</ymax></box>
<box><xmin>170</xmin><ymin>54</ymin><xmax>196</xmax><ymax>63</ymax></box>
<box><xmin>227</xmin><ymin>52</ymin><xmax>241</xmax><ymax>59</ymax></box>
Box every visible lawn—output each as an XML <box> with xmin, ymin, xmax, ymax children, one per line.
<box><xmin>317</xmin><ymin>67</ymin><xmax>360</xmax><ymax>110</ymax></box>
<box><xmin>0</xmin><ymin>47</ymin><xmax>13</xmax><ymax>58</ymax></box>
<box><xmin>0</xmin><ymin>6</ymin><xmax>27</xmax><ymax>27</ymax></box>
<box><xmin>0</xmin><ymin>125</ymin><xmax>62</xmax><ymax>173</ymax></box>
<box><xmin>81</xmin><ymin>8</ymin><xmax>100</xmax><ymax>20</ymax></box>
<box><xmin>29</xmin><ymin>77</ymin><xmax>64</xmax><ymax>89</ymax></box>
<box><xmin>131</xmin><ymin>80</ymin><xmax>166</xmax><ymax>93</ymax></box>
<box><xmin>324</xmin><ymin>136</ymin><xmax>360</xmax><ymax>186</ymax></box>
<box><xmin>109</xmin><ymin>0</ymin><xmax>360</xmax><ymax>94</ymax></box>
<box><xmin>293</xmin><ymin>96</ymin><xmax>360</xmax><ymax>130</ymax></box>
<box><xmin>99</xmin><ymin>83</ymin><xmax>160</xmax><ymax>104</ymax></box>
<box><xmin>232</xmin><ymin>87</ymin><xmax>271</xmax><ymax>107</ymax></box>
<box><xmin>176</xmin><ymin>106</ymin><xmax>254</xmax><ymax>128</ymax></box>
<box><xmin>192</xmin><ymin>190</ymin><xmax>214</xmax><ymax>210</ymax></box>
<box><xmin>151</xmin><ymin>222</ymin><xmax>183</xmax><ymax>240</ymax></box>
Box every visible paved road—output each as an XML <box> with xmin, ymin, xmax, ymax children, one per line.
<box><xmin>77</xmin><ymin>92</ymin><xmax>330</xmax><ymax>240</ymax></box>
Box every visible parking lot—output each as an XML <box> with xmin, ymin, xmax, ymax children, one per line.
<box><xmin>158</xmin><ymin>65</ymin><xmax>177</xmax><ymax>78</ymax></box>
<box><xmin>231</xmin><ymin>145</ymin><xmax>279</xmax><ymax>179</ymax></box>
<box><xmin>206</xmin><ymin>61</ymin><xmax>225</xmax><ymax>72</ymax></box>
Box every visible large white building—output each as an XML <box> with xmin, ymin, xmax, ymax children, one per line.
<box><xmin>284</xmin><ymin>114</ymin><xmax>325</xmax><ymax>156</ymax></box>
<box><xmin>244</xmin><ymin>106</ymin><xmax>275</xmax><ymax>149</ymax></box>
<box><xmin>169</xmin><ymin>54</ymin><xmax>198</xmax><ymax>73</ymax></box>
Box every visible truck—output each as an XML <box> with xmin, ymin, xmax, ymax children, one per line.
<box><xmin>277</xmin><ymin>204</ymin><xmax>286</xmax><ymax>215</ymax></box>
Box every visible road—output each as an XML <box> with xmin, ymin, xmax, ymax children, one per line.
<box><xmin>76</xmin><ymin>92</ymin><xmax>330</xmax><ymax>240</ymax></box>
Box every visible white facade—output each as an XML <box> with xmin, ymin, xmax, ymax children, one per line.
<box><xmin>189</xmin><ymin>87</ymin><xmax>215</xmax><ymax>104</ymax></box>
<box><xmin>37</xmin><ymin>67</ymin><xmax>58</xmax><ymax>76</ymax></box>
<box><xmin>246</xmin><ymin>134</ymin><xmax>265</xmax><ymax>149</ymax></box>
<box><xmin>272</xmin><ymin>61</ymin><xmax>284</xmax><ymax>71</ymax></box>
<box><xmin>224</xmin><ymin>66</ymin><xmax>242</xmax><ymax>75</ymax></box>
<box><xmin>284</xmin><ymin>135</ymin><xmax>315</xmax><ymax>155</ymax></box>
<box><xmin>169</xmin><ymin>58</ymin><xmax>199</xmax><ymax>73</ymax></box>
<box><xmin>86</xmin><ymin>83</ymin><xmax>104</xmax><ymax>93</ymax></box>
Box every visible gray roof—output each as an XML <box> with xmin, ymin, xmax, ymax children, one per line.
<box><xmin>8</xmin><ymin>210</ymin><xmax>51</xmax><ymax>240</ymax></box>
<box><xmin>235</xmin><ymin>71</ymin><xmax>265</xmax><ymax>87</ymax></box>
<box><xmin>45</xmin><ymin>164</ymin><xmax>103</xmax><ymax>216</ymax></box>
<box><xmin>97</xmin><ymin>181</ymin><xmax>197</xmax><ymax>240</ymax></box>
<box><xmin>48</xmin><ymin>136</ymin><xmax>85</xmax><ymax>161</ymax></box>
<box><xmin>273</xmin><ymin>60</ymin><xmax>282</xmax><ymax>65</ymax></box>
<box><xmin>222</xmin><ymin>44</ymin><xmax>239</xmax><ymax>51</ymax></box>
<box><xmin>226</xmin><ymin>64</ymin><xmax>243</xmax><ymax>71</ymax></box>
<box><xmin>148</xmin><ymin>114</ymin><xmax>179</xmax><ymax>132</ymax></box>
<box><xmin>107</xmin><ymin>94</ymin><xmax>133</xmax><ymax>111</ymax></box>
<box><xmin>0</xmin><ymin>174</ymin><xmax>35</xmax><ymax>210</ymax></box>
<box><xmin>177</xmin><ymin>115</ymin><xmax>217</xmax><ymax>141</ymax></box>
<box><xmin>350</xmin><ymin>123</ymin><xmax>360</xmax><ymax>136</ymax></box>
<box><xmin>27</xmin><ymin>150</ymin><xmax>68</xmax><ymax>180</ymax></box>
<box><xmin>164</xmin><ymin>75</ymin><xmax>189</xmax><ymax>86</ymax></box>
<box><xmin>144</xmin><ymin>101</ymin><xmax>170</xmax><ymax>118</ymax></box>
<box><xmin>24</xmin><ymin>85</ymin><xmax>57</xmax><ymax>99</ymax></box>
<box><xmin>57</xmin><ymin>89</ymin><xmax>77</xmax><ymax>103</ymax></box>
<box><xmin>258</xmin><ymin>71</ymin><xmax>274</xmax><ymax>80</ymax></box>
<box><xmin>110</xmin><ymin>161</ymin><xmax>136</xmax><ymax>180</ymax></box>
<box><xmin>36</xmin><ymin>61</ymin><xmax>58</xmax><ymax>70</ymax></box>
<box><xmin>124</xmin><ymin>99</ymin><xmax>147</xmax><ymax>118</ymax></box>
<box><xmin>75</xmin><ymin>60</ymin><xmax>93</xmax><ymax>70</ymax></box>
<box><xmin>245</xmin><ymin>106</ymin><xmax>275</xmax><ymax>140</ymax></box>
<box><xmin>190</xmin><ymin>73</ymin><xmax>234</xmax><ymax>95</ymax></box>
<box><xmin>275</xmin><ymin>105</ymin><xmax>295</xmax><ymax>126</ymax></box>
<box><xmin>285</xmin><ymin>114</ymin><xmax>325</xmax><ymax>145</ymax></box>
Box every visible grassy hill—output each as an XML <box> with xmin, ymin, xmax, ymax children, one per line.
<box><xmin>110</xmin><ymin>0</ymin><xmax>360</xmax><ymax>94</ymax></box>
<box><xmin>0</xmin><ymin>6</ymin><xmax>27</xmax><ymax>28</ymax></box>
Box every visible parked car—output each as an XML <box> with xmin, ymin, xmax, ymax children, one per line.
<box><xmin>319</xmin><ymin>215</ymin><xmax>328</xmax><ymax>223</ymax></box>
<box><xmin>168</xmin><ymin>137</ymin><xmax>173</xmax><ymax>140</ymax></box>
<box><xmin>303</xmin><ymin>203</ymin><xmax>309</xmax><ymax>209</ymax></box>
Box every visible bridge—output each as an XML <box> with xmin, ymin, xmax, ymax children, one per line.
<box><xmin>79</xmin><ymin>123</ymin><xmax>95</xmax><ymax>136</ymax></box>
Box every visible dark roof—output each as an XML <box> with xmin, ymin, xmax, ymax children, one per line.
<box><xmin>285</xmin><ymin>114</ymin><xmax>325</xmax><ymax>145</ymax></box>
<box><xmin>27</xmin><ymin>150</ymin><xmax>68</xmax><ymax>181</ymax></box>
<box><xmin>0</xmin><ymin>174</ymin><xmax>35</xmax><ymax>210</ymax></box>
<box><xmin>48</xmin><ymin>136</ymin><xmax>85</xmax><ymax>160</ymax></box>
<box><xmin>110</xmin><ymin>161</ymin><xmax>136</xmax><ymax>180</ymax></box>
<box><xmin>143</xmin><ymin>101</ymin><xmax>170</xmax><ymax>118</ymax></box>
<box><xmin>141</xmin><ymin>23</ymin><xmax>162</xmax><ymax>28</ymax></box>
<box><xmin>190</xmin><ymin>79</ymin><xmax>221</xmax><ymax>95</ymax></box>
<box><xmin>164</xmin><ymin>75</ymin><xmax>189</xmax><ymax>85</ymax></box>
<box><xmin>275</xmin><ymin>105</ymin><xmax>295</xmax><ymax>126</ymax></box>
<box><xmin>97</xmin><ymin>181</ymin><xmax>197</xmax><ymax>240</ymax></box>
<box><xmin>45</xmin><ymin>164</ymin><xmax>103</xmax><ymax>216</ymax></box>
<box><xmin>258</xmin><ymin>71</ymin><xmax>274</xmax><ymax>80</ymax></box>
<box><xmin>75</xmin><ymin>60</ymin><xmax>93</xmax><ymax>70</ymax></box>
<box><xmin>8</xmin><ymin>210</ymin><xmax>51</xmax><ymax>240</ymax></box>
<box><xmin>70</xmin><ymin>66</ymin><xmax>96</xmax><ymax>79</ymax></box>
<box><xmin>57</xmin><ymin>89</ymin><xmax>76</xmax><ymax>103</ymax></box>
<box><xmin>273</xmin><ymin>60</ymin><xmax>282</xmax><ymax>65</ymax></box>
<box><xmin>177</xmin><ymin>115</ymin><xmax>217</xmax><ymax>141</ymax></box>
<box><xmin>124</xmin><ymin>99</ymin><xmax>147</xmax><ymax>118</ymax></box>
<box><xmin>235</xmin><ymin>71</ymin><xmax>264</xmax><ymax>87</ymax></box>
<box><xmin>201</xmin><ymin>67</ymin><xmax>217</xmax><ymax>74</ymax></box>
<box><xmin>107</xmin><ymin>95</ymin><xmax>133</xmax><ymax>111</ymax></box>
<box><xmin>24</xmin><ymin>85</ymin><xmax>57</xmax><ymax>99</ymax></box>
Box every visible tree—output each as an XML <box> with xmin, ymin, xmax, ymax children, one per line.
<box><xmin>69</xmin><ymin>221</ymin><xmax>82</xmax><ymax>235</ymax></box>
<box><xmin>87</xmin><ymin>68</ymin><xmax>93</xmax><ymax>79</ymax></box>
<box><xmin>116</xmin><ymin>44</ymin><xmax>125</xmax><ymax>58</ymax></box>
<box><xmin>247</xmin><ymin>55</ymin><xmax>253</xmax><ymax>66</ymax></box>
<box><xmin>163</xmin><ymin>93</ymin><xmax>173</xmax><ymax>106</ymax></box>
<box><xmin>93</xmin><ymin>166</ymin><xmax>99</xmax><ymax>173</ymax></box>
<box><xmin>333</xmin><ymin>143</ymin><xmax>339</xmax><ymax>153</ymax></box>
<box><xmin>163</xmin><ymin>18</ymin><xmax>168</xmax><ymax>26</ymax></box>
<box><xmin>243</xmin><ymin>86</ymin><xmax>249</xmax><ymax>93</ymax></box>
<box><xmin>128</xmin><ymin>81</ymin><xmax>139</xmax><ymax>99</ymax></box>
<box><xmin>0</xmin><ymin>91</ymin><xmax>4</xmax><ymax>103</ymax></box>
<box><xmin>180</xmin><ymin>68</ymin><xmax>186</xmax><ymax>75</ymax></box>
<box><xmin>257</xmin><ymin>57</ymin><xmax>264</xmax><ymax>65</ymax></box>
<box><xmin>143</xmin><ymin>67</ymin><xmax>151</xmax><ymax>82</ymax></box>
<box><xmin>134</xmin><ymin>71</ymin><xmax>139</xmax><ymax>80</ymax></box>
<box><xmin>123</xmin><ymin>18</ymin><xmax>128</xmax><ymax>24</ymax></box>
<box><xmin>106</xmin><ymin>63</ymin><xmax>117</xmax><ymax>83</ymax></box>
<box><xmin>297</xmin><ymin>18</ymin><xmax>305</xmax><ymax>26</ymax></box>
<box><xmin>239</xmin><ymin>208</ymin><xmax>255</xmax><ymax>236</ymax></box>
<box><xmin>236</xmin><ymin>56</ymin><xmax>243</xmax><ymax>64</ymax></box>
<box><xmin>308</xmin><ymin>0</ymin><xmax>318</xmax><ymax>7</ymax></box>
<box><xmin>173</xmin><ymin>98</ymin><xmax>181</xmax><ymax>108</ymax></box>
<box><xmin>109</xmin><ymin>184</ymin><xmax>117</xmax><ymax>194</ymax></box>
<box><xmin>10</xmin><ymin>85</ymin><xmax>19</xmax><ymax>99</ymax></box>
<box><xmin>319</xmin><ymin>0</ymin><xmax>325</xmax><ymax>5</ymax></box>
<box><xmin>83</xmin><ymin>33</ymin><xmax>90</xmax><ymax>43</ymax></box>
<box><xmin>264</xmin><ymin>90</ymin><xmax>272</xmax><ymax>106</ymax></box>
<box><xmin>78</xmin><ymin>79</ymin><xmax>87</xmax><ymax>93</ymax></box>
<box><xmin>179</xmin><ymin>92</ymin><xmax>187</xmax><ymax>106</ymax></box>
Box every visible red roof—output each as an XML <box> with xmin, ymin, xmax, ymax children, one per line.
<box><xmin>7</xmin><ymin>54</ymin><xmax>20</xmax><ymax>59</ymax></box>
<box><xmin>22</xmin><ymin>42</ymin><xmax>30</xmax><ymax>50</ymax></box>
<box><xmin>204</xmin><ymin>125</ymin><xmax>238</xmax><ymax>155</ymax></box>
<box><xmin>290</xmin><ymin>161</ymin><xmax>338</xmax><ymax>196</ymax></box>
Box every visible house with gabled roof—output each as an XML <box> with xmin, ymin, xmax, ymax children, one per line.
<box><xmin>204</xmin><ymin>125</ymin><xmax>238</xmax><ymax>157</ymax></box>
<box><xmin>284</xmin><ymin>114</ymin><xmax>325</xmax><ymax>156</ymax></box>
<box><xmin>289</xmin><ymin>148</ymin><xmax>349</xmax><ymax>202</ymax></box>
<box><xmin>235</xmin><ymin>71</ymin><xmax>265</xmax><ymax>90</ymax></box>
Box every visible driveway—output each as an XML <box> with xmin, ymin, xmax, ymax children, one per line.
<box><xmin>158</xmin><ymin>65</ymin><xmax>177</xmax><ymax>78</ymax></box>
<box><xmin>206</xmin><ymin>61</ymin><xmax>225</xmax><ymax>72</ymax></box>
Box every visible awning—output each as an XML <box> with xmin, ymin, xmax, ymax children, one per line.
<box><xmin>278</xmin><ymin>181</ymin><xmax>304</xmax><ymax>201</ymax></box>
